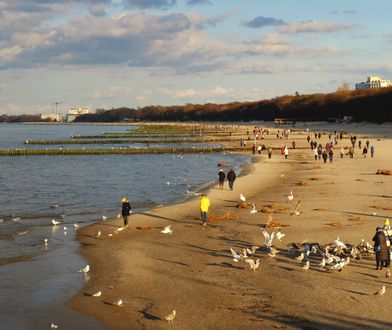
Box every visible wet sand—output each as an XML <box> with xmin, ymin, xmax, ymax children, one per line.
<box><xmin>69</xmin><ymin>122</ymin><xmax>392</xmax><ymax>329</ymax></box>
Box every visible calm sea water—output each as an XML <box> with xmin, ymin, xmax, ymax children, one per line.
<box><xmin>0</xmin><ymin>124</ymin><xmax>250</xmax><ymax>329</ymax></box>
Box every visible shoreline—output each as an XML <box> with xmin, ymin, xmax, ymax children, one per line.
<box><xmin>69</xmin><ymin>122</ymin><xmax>392</xmax><ymax>329</ymax></box>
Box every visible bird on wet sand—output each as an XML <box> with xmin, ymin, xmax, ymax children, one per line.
<box><xmin>165</xmin><ymin>310</ymin><xmax>176</xmax><ymax>323</ymax></box>
<box><xmin>374</xmin><ymin>286</ymin><xmax>386</xmax><ymax>296</ymax></box>
<box><xmin>161</xmin><ymin>225</ymin><xmax>173</xmax><ymax>235</ymax></box>
<box><xmin>79</xmin><ymin>264</ymin><xmax>90</xmax><ymax>275</ymax></box>
<box><xmin>245</xmin><ymin>258</ymin><xmax>260</xmax><ymax>271</ymax></box>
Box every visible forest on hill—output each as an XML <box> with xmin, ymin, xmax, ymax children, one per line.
<box><xmin>75</xmin><ymin>87</ymin><xmax>392</xmax><ymax>123</ymax></box>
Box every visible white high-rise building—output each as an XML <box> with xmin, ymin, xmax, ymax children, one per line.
<box><xmin>66</xmin><ymin>106</ymin><xmax>90</xmax><ymax>122</ymax></box>
<box><xmin>355</xmin><ymin>76</ymin><xmax>392</xmax><ymax>90</ymax></box>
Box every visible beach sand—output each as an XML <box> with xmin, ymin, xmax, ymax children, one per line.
<box><xmin>69</xmin><ymin>122</ymin><xmax>392</xmax><ymax>329</ymax></box>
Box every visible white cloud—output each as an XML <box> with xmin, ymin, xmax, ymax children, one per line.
<box><xmin>279</xmin><ymin>21</ymin><xmax>353</xmax><ymax>34</ymax></box>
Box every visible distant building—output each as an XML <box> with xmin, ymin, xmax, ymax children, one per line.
<box><xmin>355</xmin><ymin>76</ymin><xmax>392</xmax><ymax>90</ymax></box>
<box><xmin>66</xmin><ymin>106</ymin><xmax>90</xmax><ymax>122</ymax></box>
<box><xmin>40</xmin><ymin>114</ymin><xmax>65</xmax><ymax>122</ymax></box>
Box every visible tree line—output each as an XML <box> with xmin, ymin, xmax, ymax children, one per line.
<box><xmin>75</xmin><ymin>87</ymin><xmax>392</xmax><ymax>123</ymax></box>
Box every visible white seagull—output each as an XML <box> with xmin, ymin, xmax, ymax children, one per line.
<box><xmin>244</xmin><ymin>258</ymin><xmax>260</xmax><ymax>271</ymax></box>
<box><xmin>250</xmin><ymin>204</ymin><xmax>257</xmax><ymax>214</ymax></box>
<box><xmin>276</xmin><ymin>230</ymin><xmax>285</xmax><ymax>241</ymax></box>
<box><xmin>52</xmin><ymin>219</ymin><xmax>61</xmax><ymax>226</ymax></box>
<box><xmin>73</xmin><ymin>223</ymin><xmax>79</xmax><ymax>228</ymax></box>
<box><xmin>161</xmin><ymin>225</ymin><xmax>173</xmax><ymax>235</ymax></box>
<box><xmin>240</xmin><ymin>194</ymin><xmax>246</xmax><ymax>202</ymax></box>
<box><xmin>92</xmin><ymin>291</ymin><xmax>102</xmax><ymax>297</ymax></box>
<box><xmin>291</xmin><ymin>201</ymin><xmax>301</xmax><ymax>216</ymax></box>
<box><xmin>113</xmin><ymin>299</ymin><xmax>123</xmax><ymax>306</ymax></box>
<box><xmin>79</xmin><ymin>264</ymin><xmax>90</xmax><ymax>275</ymax></box>
<box><xmin>165</xmin><ymin>310</ymin><xmax>176</xmax><ymax>323</ymax></box>
<box><xmin>96</xmin><ymin>231</ymin><xmax>101</xmax><ymax>238</ymax></box>
<box><xmin>268</xmin><ymin>247</ymin><xmax>279</xmax><ymax>258</ymax></box>
<box><xmin>102</xmin><ymin>216</ymin><xmax>107</xmax><ymax>220</ymax></box>
<box><xmin>262</xmin><ymin>230</ymin><xmax>275</xmax><ymax>247</ymax></box>
<box><xmin>295</xmin><ymin>253</ymin><xmax>305</xmax><ymax>262</ymax></box>
<box><xmin>230</xmin><ymin>248</ymin><xmax>243</xmax><ymax>262</ymax></box>
<box><xmin>374</xmin><ymin>286</ymin><xmax>386</xmax><ymax>296</ymax></box>
<box><xmin>302</xmin><ymin>260</ymin><xmax>310</xmax><ymax>270</ymax></box>
<box><xmin>50</xmin><ymin>324</ymin><xmax>58</xmax><ymax>329</ymax></box>
<box><xmin>286</xmin><ymin>190</ymin><xmax>294</xmax><ymax>203</ymax></box>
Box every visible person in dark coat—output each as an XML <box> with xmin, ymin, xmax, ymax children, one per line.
<box><xmin>373</xmin><ymin>227</ymin><xmax>389</xmax><ymax>270</ymax></box>
<box><xmin>218</xmin><ymin>169</ymin><xmax>225</xmax><ymax>190</ymax></box>
<box><xmin>322</xmin><ymin>150</ymin><xmax>328</xmax><ymax>163</ymax></box>
<box><xmin>227</xmin><ymin>169</ymin><xmax>236</xmax><ymax>191</ymax></box>
<box><xmin>121</xmin><ymin>197</ymin><xmax>131</xmax><ymax>227</ymax></box>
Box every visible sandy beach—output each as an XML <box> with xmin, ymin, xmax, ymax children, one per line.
<box><xmin>69</xmin><ymin>122</ymin><xmax>392</xmax><ymax>329</ymax></box>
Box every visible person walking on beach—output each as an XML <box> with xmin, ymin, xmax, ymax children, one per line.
<box><xmin>200</xmin><ymin>194</ymin><xmax>210</xmax><ymax>226</ymax></box>
<box><xmin>373</xmin><ymin>227</ymin><xmax>389</xmax><ymax>270</ymax></box>
<box><xmin>268</xmin><ymin>146</ymin><xmax>272</xmax><ymax>159</ymax></box>
<box><xmin>349</xmin><ymin>146</ymin><xmax>354</xmax><ymax>159</ymax></box>
<box><xmin>121</xmin><ymin>197</ymin><xmax>131</xmax><ymax>227</ymax></box>
<box><xmin>340</xmin><ymin>147</ymin><xmax>345</xmax><ymax>159</ymax></box>
<box><xmin>328</xmin><ymin>149</ymin><xmax>333</xmax><ymax>163</ymax></box>
<box><xmin>218</xmin><ymin>169</ymin><xmax>225</xmax><ymax>190</ymax></box>
<box><xmin>227</xmin><ymin>169</ymin><xmax>236</xmax><ymax>191</ymax></box>
<box><xmin>284</xmin><ymin>146</ymin><xmax>289</xmax><ymax>159</ymax></box>
<box><xmin>322</xmin><ymin>150</ymin><xmax>328</xmax><ymax>163</ymax></box>
<box><xmin>370</xmin><ymin>145</ymin><xmax>375</xmax><ymax>158</ymax></box>
<box><xmin>362</xmin><ymin>146</ymin><xmax>368</xmax><ymax>158</ymax></box>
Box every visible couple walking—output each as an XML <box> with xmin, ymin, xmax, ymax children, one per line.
<box><xmin>218</xmin><ymin>169</ymin><xmax>236</xmax><ymax>190</ymax></box>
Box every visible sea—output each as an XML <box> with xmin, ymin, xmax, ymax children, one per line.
<box><xmin>0</xmin><ymin>123</ymin><xmax>250</xmax><ymax>329</ymax></box>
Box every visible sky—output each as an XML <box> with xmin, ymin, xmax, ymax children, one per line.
<box><xmin>1</xmin><ymin>0</ymin><xmax>392</xmax><ymax>115</ymax></box>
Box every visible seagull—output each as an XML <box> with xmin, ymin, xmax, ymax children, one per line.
<box><xmin>291</xmin><ymin>201</ymin><xmax>301</xmax><ymax>216</ymax></box>
<box><xmin>334</xmin><ymin>237</ymin><xmax>347</xmax><ymax>249</ymax></box>
<box><xmin>386</xmin><ymin>269</ymin><xmax>391</xmax><ymax>278</ymax></box>
<box><xmin>52</xmin><ymin>204</ymin><xmax>59</xmax><ymax>208</ymax></box>
<box><xmin>295</xmin><ymin>253</ymin><xmax>304</xmax><ymax>262</ymax></box>
<box><xmin>161</xmin><ymin>225</ymin><xmax>173</xmax><ymax>235</ymax></box>
<box><xmin>240</xmin><ymin>194</ymin><xmax>246</xmax><ymax>202</ymax></box>
<box><xmin>73</xmin><ymin>223</ymin><xmax>79</xmax><ymax>228</ymax></box>
<box><xmin>12</xmin><ymin>217</ymin><xmax>21</xmax><ymax>222</ymax></box>
<box><xmin>113</xmin><ymin>299</ymin><xmax>123</xmax><ymax>306</ymax></box>
<box><xmin>262</xmin><ymin>230</ymin><xmax>275</xmax><ymax>247</ymax></box>
<box><xmin>115</xmin><ymin>227</ymin><xmax>125</xmax><ymax>233</ymax></box>
<box><xmin>79</xmin><ymin>264</ymin><xmax>90</xmax><ymax>275</ymax></box>
<box><xmin>52</xmin><ymin>219</ymin><xmax>61</xmax><ymax>226</ymax></box>
<box><xmin>92</xmin><ymin>291</ymin><xmax>102</xmax><ymax>297</ymax></box>
<box><xmin>319</xmin><ymin>258</ymin><xmax>326</xmax><ymax>268</ymax></box>
<box><xmin>244</xmin><ymin>258</ymin><xmax>260</xmax><ymax>271</ymax></box>
<box><xmin>286</xmin><ymin>190</ymin><xmax>294</xmax><ymax>203</ymax></box>
<box><xmin>276</xmin><ymin>230</ymin><xmax>285</xmax><ymax>241</ymax></box>
<box><xmin>164</xmin><ymin>310</ymin><xmax>176</xmax><ymax>323</ymax></box>
<box><xmin>302</xmin><ymin>260</ymin><xmax>310</xmax><ymax>270</ymax></box>
<box><xmin>44</xmin><ymin>238</ymin><xmax>48</xmax><ymax>246</ymax></box>
<box><xmin>268</xmin><ymin>247</ymin><xmax>279</xmax><ymax>258</ymax></box>
<box><xmin>102</xmin><ymin>216</ymin><xmax>107</xmax><ymax>220</ymax></box>
<box><xmin>50</xmin><ymin>324</ymin><xmax>58</xmax><ymax>329</ymax></box>
<box><xmin>230</xmin><ymin>248</ymin><xmax>243</xmax><ymax>262</ymax></box>
<box><xmin>246</xmin><ymin>245</ymin><xmax>260</xmax><ymax>255</ymax></box>
<box><xmin>250</xmin><ymin>204</ymin><xmax>257</xmax><ymax>214</ymax></box>
<box><xmin>96</xmin><ymin>231</ymin><xmax>101</xmax><ymax>238</ymax></box>
<box><xmin>374</xmin><ymin>286</ymin><xmax>386</xmax><ymax>296</ymax></box>
<box><xmin>63</xmin><ymin>226</ymin><xmax>67</xmax><ymax>231</ymax></box>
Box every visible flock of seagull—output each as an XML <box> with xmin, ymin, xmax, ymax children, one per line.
<box><xmin>47</xmin><ymin>181</ymin><xmax>387</xmax><ymax>327</ymax></box>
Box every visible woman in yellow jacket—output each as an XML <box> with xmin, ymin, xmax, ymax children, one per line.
<box><xmin>200</xmin><ymin>194</ymin><xmax>211</xmax><ymax>226</ymax></box>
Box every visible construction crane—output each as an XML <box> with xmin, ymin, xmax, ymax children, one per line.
<box><xmin>53</xmin><ymin>102</ymin><xmax>63</xmax><ymax>114</ymax></box>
